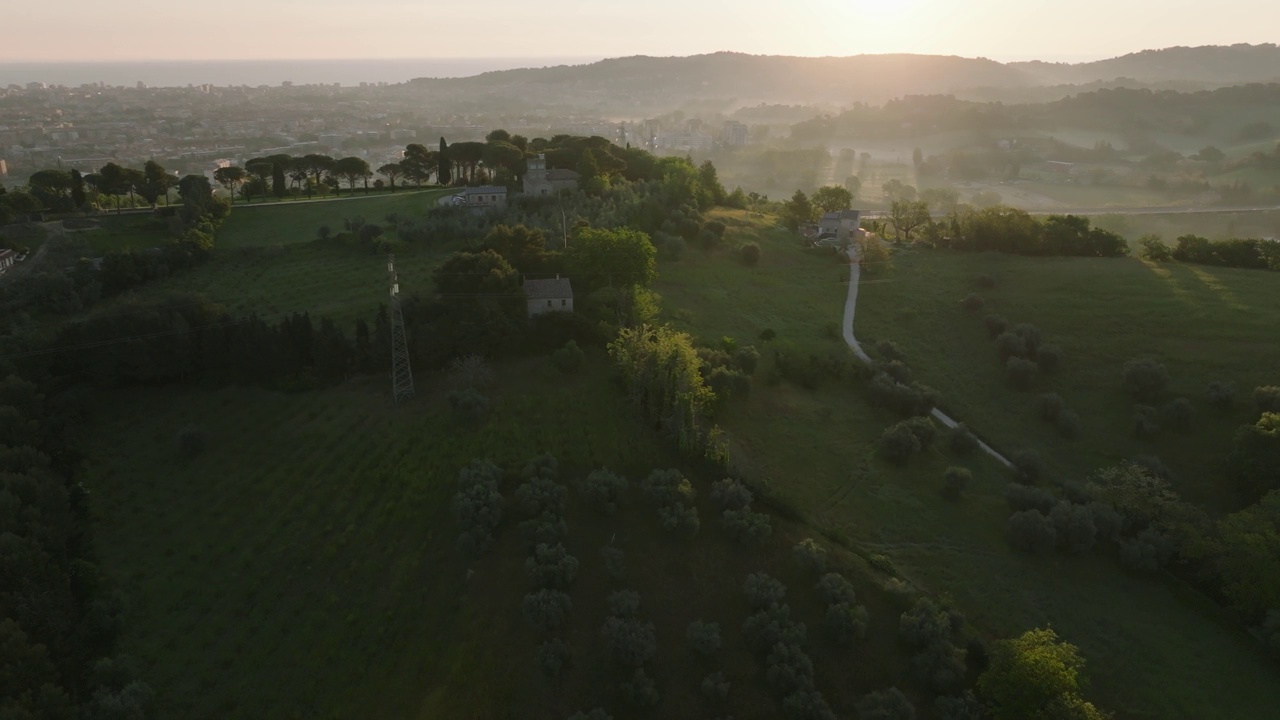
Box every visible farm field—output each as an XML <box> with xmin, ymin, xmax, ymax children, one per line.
<box><xmin>654</xmin><ymin>209</ymin><xmax>1280</xmax><ymax>719</ymax></box>
<box><xmin>81</xmin><ymin>354</ymin><xmax>922</xmax><ymax>720</ymax></box>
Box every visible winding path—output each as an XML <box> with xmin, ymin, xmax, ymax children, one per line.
<box><xmin>843</xmin><ymin>248</ymin><xmax>1013</xmax><ymax>469</ymax></box>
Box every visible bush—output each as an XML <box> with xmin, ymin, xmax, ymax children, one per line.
<box><xmin>1037</xmin><ymin>344</ymin><xmax>1063</xmax><ymax>374</ymax></box>
<box><xmin>824</xmin><ymin>601</ymin><xmax>870</xmax><ymax>645</ymax></box>
<box><xmin>1049</xmin><ymin>501</ymin><xmax>1098</xmax><ymax>554</ymax></box>
<box><xmin>760</xmin><ymin>328</ymin><xmax>777</xmax><ymax>343</ymax></box>
<box><xmin>578</xmin><ymin>468</ymin><xmax>628</xmax><ymax>515</ymax></box>
<box><xmin>1006</xmin><ymin>510</ymin><xmax>1057</xmax><ymax>554</ymax></box>
<box><xmin>1206</xmin><ymin>380</ymin><xmax>1236</xmax><ymax>410</ymax></box>
<box><xmin>815</xmin><ymin>573</ymin><xmax>857</xmax><ymax>605</ymax></box>
<box><xmin>525</xmin><ymin>543</ymin><xmax>579</xmax><ymax>589</ymax></box>
<box><xmin>707</xmin><ymin>365</ymin><xmax>752</xmax><ymax>401</ymax></box>
<box><xmin>983</xmin><ymin>314</ymin><xmax>1008</xmax><ymax>339</ymax></box>
<box><xmin>882</xmin><ymin>360</ymin><xmax>913</xmax><ymax>384</ymax></box>
<box><xmin>176</xmin><ymin>425</ymin><xmax>206</xmax><ymax>459</ymax></box>
<box><xmin>1006</xmin><ymin>356</ymin><xmax>1037</xmax><ymax>390</ymax></box>
<box><xmin>1119</xmin><ymin>527</ymin><xmax>1175</xmax><ymax>572</ymax></box>
<box><xmin>1010</xmin><ymin>449</ymin><xmax>1044</xmax><ymax>484</ymax></box>
<box><xmin>551</xmin><ymin>340</ymin><xmax>585</xmax><ymax>374</ymax></box>
<box><xmin>878</xmin><ymin>422</ymin><xmax>923</xmax><ymax>464</ymax></box>
<box><xmin>857</xmin><ymin>687</ymin><xmax>916</xmax><ymax>720</ymax></box>
<box><xmin>1139</xmin><ymin>235</ymin><xmax>1172</xmax><ymax>261</ymax></box>
<box><xmin>1161</xmin><ymin>397</ymin><xmax>1194</xmax><ymax>432</ymax></box>
<box><xmin>1132</xmin><ymin>404</ymin><xmax>1160</xmax><ymax>440</ymax></box>
<box><xmin>1122</xmin><ymin>358</ymin><xmax>1169</xmax><ymax>402</ymax></box>
<box><xmin>536</xmin><ymin>638</ymin><xmax>570</xmax><ymax>677</ymax></box>
<box><xmin>792</xmin><ymin>538</ymin><xmax>828</xmax><ymax>574</ymax></box>
<box><xmin>961</xmin><ymin>294</ymin><xmax>984</xmax><ymax>313</ymax></box>
<box><xmin>602</xmin><ymin>616</ymin><xmax>657</xmax><ymax>666</ymax></box>
<box><xmin>734</xmin><ymin>345</ymin><xmax>761</xmax><ymax>375</ymax></box>
<box><xmin>687</xmin><ymin>620</ymin><xmax>722</xmax><ymax>656</ymax></box>
<box><xmin>722</xmin><ymin>508</ymin><xmax>772</xmax><ymax>544</ymax></box>
<box><xmin>1256</xmin><ymin>386</ymin><xmax>1280</xmax><ymax>413</ymax></box>
<box><xmin>741</xmin><ymin>242</ymin><xmax>762</xmax><ymax>266</ymax></box>
<box><xmin>744</xmin><ymin>571</ymin><xmax>787</xmax><ymax>610</ymax></box>
<box><xmin>976</xmin><ymin>273</ymin><xmax>997</xmax><ymax>289</ymax></box>
<box><xmin>1037</xmin><ymin>393</ymin><xmax>1066</xmax><ymax>422</ymax></box>
<box><xmin>1004</xmin><ymin>484</ymin><xmax>1056</xmax><ymax>514</ymax></box>
<box><xmin>766</xmin><ymin>641</ymin><xmax>816</xmax><ymax>694</ymax></box>
<box><xmin>994</xmin><ymin>332</ymin><xmax>1027</xmax><ymax>361</ymax></box>
<box><xmin>701</xmin><ymin>671</ymin><xmax>730</xmax><ymax>702</ymax></box>
<box><xmin>876</xmin><ymin>339</ymin><xmax>907</xmax><ymax>362</ymax></box>
<box><xmin>447</xmin><ymin>387</ymin><xmax>490</xmax><ymax>423</ymax></box>
<box><xmin>600</xmin><ymin>545</ymin><xmax>626</xmax><ymax>582</ymax></box>
<box><xmin>449</xmin><ymin>354</ymin><xmax>493</xmax><ymax>389</ymax></box>
<box><xmin>948</xmin><ymin>424</ymin><xmax>979</xmax><ymax>456</ymax></box>
<box><xmin>710</xmin><ymin>477</ymin><xmax>754</xmax><ymax>511</ymax></box>
<box><xmin>1013</xmin><ymin>324</ymin><xmax>1042</xmax><ymax>355</ymax></box>
<box><xmin>1055</xmin><ymin>410</ymin><xmax>1081</xmax><ymax>439</ymax></box>
<box><xmin>619</xmin><ymin>667</ymin><xmax>660</xmax><ymax>708</ymax></box>
<box><xmin>941</xmin><ymin>466</ymin><xmax>972</xmax><ymax>500</ymax></box>
<box><xmin>607</xmin><ymin>590</ymin><xmax>642</xmax><ymax>618</ymax></box>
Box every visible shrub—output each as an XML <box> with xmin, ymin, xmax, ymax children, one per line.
<box><xmin>449</xmin><ymin>354</ymin><xmax>493</xmax><ymax>389</ymax></box>
<box><xmin>1256</xmin><ymin>386</ymin><xmax>1280</xmax><ymax>413</ymax></box>
<box><xmin>525</xmin><ymin>543</ymin><xmax>579</xmax><ymax>589</ymax></box>
<box><xmin>1013</xmin><ymin>324</ymin><xmax>1042</xmax><ymax>355</ymax></box>
<box><xmin>941</xmin><ymin>466</ymin><xmax>972</xmax><ymax>500</ymax></box>
<box><xmin>710</xmin><ymin>477</ymin><xmax>754</xmax><ymax>511</ymax></box>
<box><xmin>877</xmin><ymin>339</ymin><xmax>907</xmax><ymax>362</ymax></box>
<box><xmin>1206</xmin><ymin>380</ymin><xmax>1236</xmax><ymax>410</ymax></box>
<box><xmin>578</xmin><ymin>469</ymin><xmax>628</xmax><ymax>515</ymax></box>
<box><xmin>948</xmin><ymin>424</ymin><xmax>979</xmax><ymax>456</ymax></box>
<box><xmin>857</xmin><ymin>687</ymin><xmax>916</xmax><ymax>720</ymax></box>
<box><xmin>1122</xmin><ymin>358</ymin><xmax>1169</xmax><ymax>402</ymax></box>
<box><xmin>1006</xmin><ymin>510</ymin><xmax>1057</xmax><ymax>554</ymax></box>
<box><xmin>995</xmin><ymin>332</ymin><xmax>1027</xmax><ymax>361</ymax></box>
<box><xmin>551</xmin><ymin>340</ymin><xmax>585</xmax><ymax>374</ymax></box>
<box><xmin>701</xmin><ymin>671</ymin><xmax>730</xmax><ymax>702</ymax></box>
<box><xmin>1004</xmin><ymin>483</ymin><xmax>1055</xmax><ymax>514</ymax></box>
<box><xmin>1055</xmin><ymin>410</ymin><xmax>1081</xmax><ymax>439</ymax></box>
<box><xmin>882</xmin><ymin>360</ymin><xmax>914</xmax><ymax>384</ymax></box>
<box><xmin>824</xmin><ymin>601</ymin><xmax>870</xmax><ymax>645</ymax></box>
<box><xmin>619</xmin><ymin>667</ymin><xmax>660</xmax><ymax>708</ymax></box>
<box><xmin>743</xmin><ymin>604</ymin><xmax>807</xmax><ymax>654</ymax></box>
<box><xmin>734</xmin><ymin>345</ymin><xmax>761</xmax><ymax>375</ymax></box>
<box><xmin>983</xmin><ymin>314</ymin><xmax>1008</xmax><ymax>339</ymax></box>
<box><xmin>1006</xmin><ymin>356</ymin><xmax>1037</xmax><ymax>390</ymax></box>
<box><xmin>707</xmin><ymin>365</ymin><xmax>752</xmax><ymax>401</ymax></box>
<box><xmin>536</xmin><ymin>638</ymin><xmax>570</xmax><ymax>677</ymax></box>
<box><xmin>600</xmin><ymin>545</ymin><xmax>626</xmax><ymax>582</ymax></box>
<box><xmin>961</xmin><ymin>294</ymin><xmax>984</xmax><ymax>313</ymax></box>
<box><xmin>657</xmin><ymin>502</ymin><xmax>701</xmax><ymax>536</ymax></box>
<box><xmin>1010</xmin><ymin>449</ymin><xmax>1044</xmax><ymax>484</ymax></box>
<box><xmin>1119</xmin><ymin>528</ymin><xmax>1175</xmax><ymax>572</ymax></box>
<box><xmin>602</xmin><ymin>616</ymin><xmax>657</xmax><ymax>666</ymax></box>
<box><xmin>316</xmin><ymin>225</ymin><xmax>332</xmax><ymax>241</ymax></box>
<box><xmin>815</xmin><ymin>573</ymin><xmax>857</xmax><ymax>605</ymax></box>
<box><xmin>176</xmin><ymin>425</ymin><xmax>206</xmax><ymax>459</ymax></box>
<box><xmin>607</xmin><ymin>590</ymin><xmax>641</xmax><ymax>619</ymax></box>
<box><xmin>1037</xmin><ymin>393</ymin><xmax>1066</xmax><ymax>422</ymax></box>
<box><xmin>1161</xmin><ymin>397</ymin><xmax>1194</xmax><ymax>432</ymax></box>
<box><xmin>687</xmin><ymin>620</ymin><xmax>722</xmax><ymax>656</ymax></box>
<box><xmin>722</xmin><ymin>508</ymin><xmax>773</xmax><ymax>544</ymax></box>
<box><xmin>976</xmin><ymin>273</ymin><xmax>997</xmax><ymax>289</ymax></box>
<box><xmin>447</xmin><ymin>387</ymin><xmax>490</xmax><ymax>423</ymax></box>
<box><xmin>1139</xmin><ymin>235</ymin><xmax>1172</xmax><ymax>261</ymax></box>
<box><xmin>766</xmin><ymin>641</ymin><xmax>816</xmax><ymax>694</ymax></box>
<box><xmin>903</xmin><ymin>416</ymin><xmax>937</xmax><ymax>448</ymax></box>
<box><xmin>741</xmin><ymin>242</ymin><xmax>762</xmax><ymax>266</ymax></box>
<box><xmin>744</xmin><ymin>572</ymin><xmax>787</xmax><ymax>610</ymax></box>
<box><xmin>1132</xmin><ymin>404</ymin><xmax>1160</xmax><ymax>440</ymax></box>
<box><xmin>792</xmin><ymin>539</ymin><xmax>828</xmax><ymax>574</ymax></box>
<box><xmin>1037</xmin><ymin>344</ymin><xmax>1063</xmax><ymax>374</ymax></box>
<box><xmin>759</xmin><ymin>328</ymin><xmax>777</xmax><ymax>343</ymax></box>
<box><xmin>878</xmin><ymin>422</ymin><xmax>923</xmax><ymax>464</ymax></box>
<box><xmin>1049</xmin><ymin>501</ymin><xmax>1098</xmax><ymax>554</ymax></box>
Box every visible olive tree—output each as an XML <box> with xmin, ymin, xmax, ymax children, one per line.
<box><xmin>792</xmin><ymin>539</ymin><xmax>828</xmax><ymax>574</ymax></box>
<box><xmin>687</xmin><ymin>620</ymin><xmax>723</xmax><ymax>656</ymax></box>
<box><xmin>602</xmin><ymin>616</ymin><xmax>657</xmax><ymax>667</ymax></box>
<box><xmin>525</xmin><ymin>543</ymin><xmax>580</xmax><ymax>589</ymax></box>
<box><xmin>522</xmin><ymin>589</ymin><xmax>573</xmax><ymax>632</ymax></box>
<box><xmin>578</xmin><ymin>468</ymin><xmax>628</xmax><ymax>515</ymax></box>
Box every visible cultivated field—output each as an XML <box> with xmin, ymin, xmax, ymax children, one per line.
<box><xmin>654</xmin><ymin>209</ymin><xmax>1280</xmax><ymax>718</ymax></box>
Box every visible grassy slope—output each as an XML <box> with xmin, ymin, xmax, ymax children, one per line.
<box><xmin>654</xmin><ymin>210</ymin><xmax>1280</xmax><ymax>719</ymax></box>
<box><xmin>82</xmin><ymin>355</ymin><xmax>919</xmax><ymax>720</ymax></box>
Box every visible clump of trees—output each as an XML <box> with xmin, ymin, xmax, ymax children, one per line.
<box><xmin>877</xmin><ymin>417</ymin><xmax>937</xmax><ymax>464</ymax></box>
<box><xmin>714</xmin><ymin>477</ymin><xmax>773</xmax><ymax>544</ymax></box>
<box><xmin>640</xmin><ymin>468</ymin><xmax>700</xmax><ymax>536</ymax></box>
<box><xmin>978</xmin><ymin>628</ymin><xmax>1106</xmax><ymax>719</ymax></box>
<box><xmin>452</xmin><ymin>460</ymin><xmax>505</xmax><ymax>555</ymax></box>
<box><xmin>900</xmin><ymin>598</ymin><xmax>969</xmax><ymax>694</ymax></box>
<box><xmin>950</xmin><ymin>208</ymin><xmax>1129</xmax><ymax>258</ymax></box>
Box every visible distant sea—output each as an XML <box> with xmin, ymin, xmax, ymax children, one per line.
<box><xmin>0</xmin><ymin>57</ymin><xmax>603</xmax><ymax>88</ymax></box>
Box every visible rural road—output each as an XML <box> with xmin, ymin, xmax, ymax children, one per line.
<box><xmin>842</xmin><ymin>247</ymin><xmax>1014</xmax><ymax>469</ymax></box>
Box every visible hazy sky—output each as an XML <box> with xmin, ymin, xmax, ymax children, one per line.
<box><xmin>6</xmin><ymin>0</ymin><xmax>1278</xmax><ymax>63</ymax></box>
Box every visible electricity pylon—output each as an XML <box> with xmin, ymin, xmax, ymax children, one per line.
<box><xmin>388</xmin><ymin>254</ymin><xmax>415</xmax><ymax>404</ymax></box>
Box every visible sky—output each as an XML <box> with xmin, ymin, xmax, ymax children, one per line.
<box><xmin>5</xmin><ymin>0</ymin><xmax>1279</xmax><ymax>63</ymax></box>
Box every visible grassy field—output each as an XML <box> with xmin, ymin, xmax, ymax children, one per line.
<box><xmin>81</xmin><ymin>353</ymin><xmax>927</xmax><ymax>720</ymax></box>
<box><xmin>653</xmin><ymin>210</ymin><xmax>1280</xmax><ymax>719</ymax></box>
<box><xmin>1092</xmin><ymin>209</ymin><xmax>1280</xmax><ymax>242</ymax></box>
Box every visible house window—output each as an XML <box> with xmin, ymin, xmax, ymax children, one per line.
<box><xmin>546</xmin><ymin>300</ymin><xmax>552</xmax><ymax>306</ymax></box>
<box><xmin>561</xmin><ymin>299</ymin><xmax>567</xmax><ymax>307</ymax></box>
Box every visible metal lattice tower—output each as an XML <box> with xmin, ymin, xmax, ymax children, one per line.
<box><xmin>388</xmin><ymin>254</ymin><xmax>415</xmax><ymax>404</ymax></box>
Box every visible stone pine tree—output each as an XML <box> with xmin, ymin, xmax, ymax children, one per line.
<box><xmin>438</xmin><ymin>137</ymin><xmax>452</xmax><ymax>185</ymax></box>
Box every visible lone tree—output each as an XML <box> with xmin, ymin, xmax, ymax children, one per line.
<box><xmin>812</xmin><ymin>185</ymin><xmax>854</xmax><ymax>213</ymax></box>
<box><xmin>979</xmin><ymin>628</ymin><xmax>1104</xmax><ymax>720</ymax></box>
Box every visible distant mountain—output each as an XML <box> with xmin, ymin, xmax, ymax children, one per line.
<box><xmin>401</xmin><ymin>45</ymin><xmax>1280</xmax><ymax>114</ymax></box>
